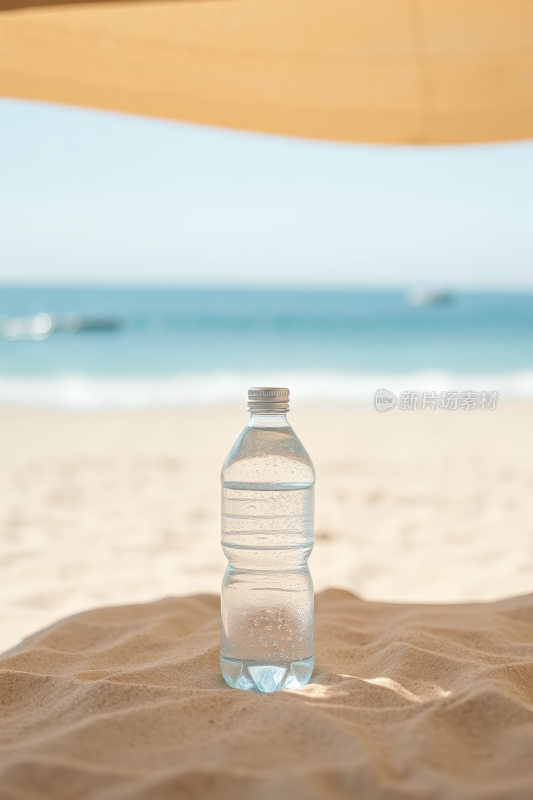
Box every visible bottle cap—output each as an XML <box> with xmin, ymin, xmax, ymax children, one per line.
<box><xmin>248</xmin><ymin>386</ymin><xmax>290</xmax><ymax>411</ymax></box>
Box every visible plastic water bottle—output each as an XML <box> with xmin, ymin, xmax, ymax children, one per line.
<box><xmin>220</xmin><ymin>387</ymin><xmax>315</xmax><ymax>693</ymax></box>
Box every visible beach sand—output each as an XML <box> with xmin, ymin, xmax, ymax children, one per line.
<box><xmin>1</xmin><ymin>403</ymin><xmax>532</xmax><ymax>654</ymax></box>
<box><xmin>2</xmin><ymin>589</ymin><xmax>533</xmax><ymax>798</ymax></box>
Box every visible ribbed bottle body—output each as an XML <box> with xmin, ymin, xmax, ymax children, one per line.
<box><xmin>220</xmin><ymin>415</ymin><xmax>315</xmax><ymax>693</ymax></box>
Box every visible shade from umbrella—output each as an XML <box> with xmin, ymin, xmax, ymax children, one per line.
<box><xmin>1</xmin><ymin>0</ymin><xmax>532</xmax><ymax>144</ymax></box>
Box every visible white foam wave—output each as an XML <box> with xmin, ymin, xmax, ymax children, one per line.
<box><xmin>0</xmin><ymin>370</ymin><xmax>532</xmax><ymax>408</ymax></box>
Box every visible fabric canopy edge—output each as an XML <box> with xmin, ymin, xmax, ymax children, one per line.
<box><xmin>2</xmin><ymin>81</ymin><xmax>533</xmax><ymax>146</ymax></box>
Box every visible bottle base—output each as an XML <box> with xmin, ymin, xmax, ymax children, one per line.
<box><xmin>220</xmin><ymin>655</ymin><xmax>314</xmax><ymax>693</ymax></box>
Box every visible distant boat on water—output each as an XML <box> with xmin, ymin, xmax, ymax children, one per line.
<box><xmin>78</xmin><ymin>318</ymin><xmax>120</xmax><ymax>331</ymax></box>
<box><xmin>0</xmin><ymin>312</ymin><xmax>120</xmax><ymax>341</ymax></box>
<box><xmin>407</xmin><ymin>288</ymin><xmax>453</xmax><ymax>307</ymax></box>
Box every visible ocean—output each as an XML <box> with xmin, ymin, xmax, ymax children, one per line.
<box><xmin>1</xmin><ymin>286</ymin><xmax>532</xmax><ymax>407</ymax></box>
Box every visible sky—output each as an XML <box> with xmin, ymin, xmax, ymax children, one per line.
<box><xmin>1</xmin><ymin>98</ymin><xmax>532</xmax><ymax>289</ymax></box>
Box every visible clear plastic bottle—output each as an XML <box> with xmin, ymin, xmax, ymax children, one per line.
<box><xmin>220</xmin><ymin>387</ymin><xmax>315</xmax><ymax>693</ymax></box>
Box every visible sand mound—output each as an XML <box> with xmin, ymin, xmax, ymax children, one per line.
<box><xmin>1</xmin><ymin>589</ymin><xmax>533</xmax><ymax>799</ymax></box>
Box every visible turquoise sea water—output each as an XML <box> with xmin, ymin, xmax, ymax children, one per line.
<box><xmin>1</xmin><ymin>286</ymin><xmax>532</xmax><ymax>406</ymax></box>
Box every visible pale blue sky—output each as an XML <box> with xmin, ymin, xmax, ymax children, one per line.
<box><xmin>1</xmin><ymin>98</ymin><xmax>532</xmax><ymax>288</ymax></box>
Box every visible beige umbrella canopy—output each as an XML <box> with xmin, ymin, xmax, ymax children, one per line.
<box><xmin>0</xmin><ymin>0</ymin><xmax>532</xmax><ymax>144</ymax></box>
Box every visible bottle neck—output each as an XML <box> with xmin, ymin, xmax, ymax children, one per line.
<box><xmin>248</xmin><ymin>411</ymin><xmax>290</xmax><ymax>428</ymax></box>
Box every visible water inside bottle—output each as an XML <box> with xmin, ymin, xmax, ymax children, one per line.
<box><xmin>221</xmin><ymin>482</ymin><xmax>314</xmax><ymax>692</ymax></box>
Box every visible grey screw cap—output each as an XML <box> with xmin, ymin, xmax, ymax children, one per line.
<box><xmin>248</xmin><ymin>387</ymin><xmax>290</xmax><ymax>411</ymax></box>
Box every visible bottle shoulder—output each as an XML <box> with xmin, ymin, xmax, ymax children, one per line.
<box><xmin>221</xmin><ymin>422</ymin><xmax>315</xmax><ymax>487</ymax></box>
